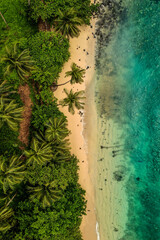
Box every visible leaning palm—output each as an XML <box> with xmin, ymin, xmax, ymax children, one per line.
<box><xmin>2</xmin><ymin>43</ymin><xmax>34</xmax><ymax>81</ymax></box>
<box><xmin>60</xmin><ymin>88</ymin><xmax>85</xmax><ymax>114</ymax></box>
<box><xmin>24</xmin><ymin>138</ymin><xmax>53</xmax><ymax>166</ymax></box>
<box><xmin>53</xmin><ymin>8</ymin><xmax>83</xmax><ymax>38</ymax></box>
<box><xmin>45</xmin><ymin>117</ymin><xmax>70</xmax><ymax>142</ymax></box>
<box><xmin>0</xmin><ymin>206</ymin><xmax>15</xmax><ymax>232</ymax></box>
<box><xmin>65</xmin><ymin>63</ymin><xmax>85</xmax><ymax>84</ymax></box>
<box><xmin>0</xmin><ymin>97</ymin><xmax>23</xmax><ymax>131</ymax></box>
<box><xmin>28</xmin><ymin>182</ymin><xmax>61</xmax><ymax>208</ymax></box>
<box><xmin>0</xmin><ymin>155</ymin><xmax>25</xmax><ymax>194</ymax></box>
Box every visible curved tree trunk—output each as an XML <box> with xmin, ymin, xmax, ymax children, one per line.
<box><xmin>50</xmin><ymin>81</ymin><xmax>70</xmax><ymax>92</ymax></box>
<box><xmin>56</xmin><ymin>80</ymin><xmax>70</xmax><ymax>86</ymax></box>
<box><xmin>0</xmin><ymin>11</ymin><xmax>9</xmax><ymax>29</ymax></box>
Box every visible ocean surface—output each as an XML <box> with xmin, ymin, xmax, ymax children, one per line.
<box><xmin>94</xmin><ymin>0</ymin><xmax>160</xmax><ymax>239</ymax></box>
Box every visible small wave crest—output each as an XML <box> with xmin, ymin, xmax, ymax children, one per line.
<box><xmin>96</xmin><ymin>222</ymin><xmax>100</xmax><ymax>240</ymax></box>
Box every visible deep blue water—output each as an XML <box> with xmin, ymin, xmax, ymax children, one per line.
<box><xmin>96</xmin><ymin>0</ymin><xmax>160</xmax><ymax>239</ymax></box>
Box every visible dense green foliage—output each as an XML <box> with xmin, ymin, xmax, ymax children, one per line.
<box><xmin>21</xmin><ymin>0</ymin><xmax>95</xmax><ymax>24</ymax></box>
<box><xmin>29</xmin><ymin>32</ymin><xmax>70</xmax><ymax>82</ymax></box>
<box><xmin>0</xmin><ymin>0</ymin><xmax>95</xmax><ymax>238</ymax></box>
<box><xmin>31</xmin><ymin>103</ymin><xmax>64</xmax><ymax>131</ymax></box>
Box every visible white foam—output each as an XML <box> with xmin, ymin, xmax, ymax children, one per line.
<box><xmin>96</xmin><ymin>222</ymin><xmax>100</xmax><ymax>240</ymax></box>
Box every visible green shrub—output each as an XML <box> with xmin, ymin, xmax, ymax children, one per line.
<box><xmin>4</xmin><ymin>184</ymin><xmax>86</xmax><ymax>240</ymax></box>
<box><xmin>31</xmin><ymin>68</ymin><xmax>54</xmax><ymax>87</ymax></box>
<box><xmin>0</xmin><ymin>0</ymin><xmax>37</xmax><ymax>48</ymax></box>
<box><xmin>21</xmin><ymin>0</ymin><xmax>94</xmax><ymax>24</ymax></box>
<box><xmin>35</xmin><ymin>87</ymin><xmax>53</xmax><ymax>105</ymax></box>
<box><xmin>0</xmin><ymin>124</ymin><xmax>21</xmax><ymax>156</ymax></box>
<box><xmin>31</xmin><ymin>103</ymin><xmax>64</xmax><ymax>131</ymax></box>
<box><xmin>25</xmin><ymin>156</ymin><xmax>79</xmax><ymax>189</ymax></box>
<box><xmin>29</xmin><ymin>32</ymin><xmax>70</xmax><ymax>83</ymax></box>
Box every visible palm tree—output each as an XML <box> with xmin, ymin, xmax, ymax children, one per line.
<box><xmin>0</xmin><ymin>80</ymin><xmax>15</xmax><ymax>100</ymax></box>
<box><xmin>24</xmin><ymin>138</ymin><xmax>53</xmax><ymax>166</ymax></box>
<box><xmin>34</xmin><ymin>131</ymin><xmax>71</xmax><ymax>163</ymax></box>
<box><xmin>0</xmin><ymin>155</ymin><xmax>25</xmax><ymax>194</ymax></box>
<box><xmin>52</xmin><ymin>139</ymin><xmax>71</xmax><ymax>156</ymax></box>
<box><xmin>0</xmin><ymin>206</ymin><xmax>15</xmax><ymax>232</ymax></box>
<box><xmin>45</xmin><ymin>117</ymin><xmax>70</xmax><ymax>142</ymax></box>
<box><xmin>65</xmin><ymin>63</ymin><xmax>85</xmax><ymax>84</ymax></box>
<box><xmin>59</xmin><ymin>88</ymin><xmax>85</xmax><ymax>114</ymax></box>
<box><xmin>28</xmin><ymin>182</ymin><xmax>61</xmax><ymax>208</ymax></box>
<box><xmin>54</xmin><ymin>63</ymin><xmax>85</xmax><ymax>88</ymax></box>
<box><xmin>2</xmin><ymin>43</ymin><xmax>34</xmax><ymax>81</ymax></box>
<box><xmin>53</xmin><ymin>8</ymin><xmax>83</xmax><ymax>38</ymax></box>
<box><xmin>0</xmin><ymin>97</ymin><xmax>23</xmax><ymax>131</ymax></box>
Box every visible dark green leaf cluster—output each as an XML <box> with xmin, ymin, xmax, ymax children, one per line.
<box><xmin>21</xmin><ymin>0</ymin><xmax>94</xmax><ymax>24</ymax></box>
<box><xmin>31</xmin><ymin>103</ymin><xmax>64</xmax><ymax>131</ymax></box>
<box><xmin>29</xmin><ymin>32</ymin><xmax>70</xmax><ymax>83</ymax></box>
<box><xmin>2</xmin><ymin>184</ymin><xmax>86</xmax><ymax>240</ymax></box>
<box><xmin>0</xmin><ymin>0</ymin><xmax>93</xmax><ymax>238</ymax></box>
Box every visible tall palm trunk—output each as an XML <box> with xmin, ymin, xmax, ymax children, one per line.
<box><xmin>0</xmin><ymin>11</ymin><xmax>9</xmax><ymax>29</ymax></box>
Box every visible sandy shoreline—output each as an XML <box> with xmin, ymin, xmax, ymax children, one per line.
<box><xmin>54</xmin><ymin>15</ymin><xmax>97</xmax><ymax>240</ymax></box>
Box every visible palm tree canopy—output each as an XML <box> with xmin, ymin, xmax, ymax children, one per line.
<box><xmin>53</xmin><ymin>8</ymin><xmax>83</xmax><ymax>38</ymax></box>
<box><xmin>28</xmin><ymin>181</ymin><xmax>61</xmax><ymax>208</ymax></box>
<box><xmin>0</xmin><ymin>97</ymin><xmax>23</xmax><ymax>131</ymax></box>
<box><xmin>0</xmin><ymin>155</ymin><xmax>25</xmax><ymax>194</ymax></box>
<box><xmin>65</xmin><ymin>63</ymin><xmax>85</xmax><ymax>84</ymax></box>
<box><xmin>60</xmin><ymin>88</ymin><xmax>85</xmax><ymax>114</ymax></box>
<box><xmin>34</xmin><ymin>131</ymin><xmax>71</xmax><ymax>163</ymax></box>
<box><xmin>52</xmin><ymin>139</ymin><xmax>71</xmax><ymax>156</ymax></box>
<box><xmin>0</xmin><ymin>206</ymin><xmax>15</xmax><ymax>232</ymax></box>
<box><xmin>0</xmin><ymin>80</ymin><xmax>15</xmax><ymax>100</ymax></box>
<box><xmin>45</xmin><ymin>117</ymin><xmax>70</xmax><ymax>142</ymax></box>
<box><xmin>24</xmin><ymin>138</ymin><xmax>53</xmax><ymax>167</ymax></box>
<box><xmin>2</xmin><ymin>43</ymin><xmax>34</xmax><ymax>80</ymax></box>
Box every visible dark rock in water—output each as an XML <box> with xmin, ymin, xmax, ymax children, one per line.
<box><xmin>113</xmin><ymin>170</ymin><xmax>124</xmax><ymax>182</ymax></box>
<box><xmin>136</xmin><ymin>177</ymin><xmax>140</xmax><ymax>181</ymax></box>
<box><xmin>114</xmin><ymin>227</ymin><xmax>118</xmax><ymax>232</ymax></box>
<box><xmin>95</xmin><ymin>0</ymin><xmax>126</xmax><ymax>61</ymax></box>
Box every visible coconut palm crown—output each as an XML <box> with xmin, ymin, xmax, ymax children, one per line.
<box><xmin>24</xmin><ymin>138</ymin><xmax>53</xmax><ymax>167</ymax></box>
<box><xmin>28</xmin><ymin>182</ymin><xmax>61</xmax><ymax>208</ymax></box>
<box><xmin>0</xmin><ymin>206</ymin><xmax>15</xmax><ymax>232</ymax></box>
<box><xmin>0</xmin><ymin>155</ymin><xmax>25</xmax><ymax>194</ymax></box>
<box><xmin>53</xmin><ymin>8</ymin><xmax>83</xmax><ymax>38</ymax></box>
<box><xmin>2</xmin><ymin>43</ymin><xmax>34</xmax><ymax>80</ymax></box>
<box><xmin>0</xmin><ymin>80</ymin><xmax>15</xmax><ymax>100</ymax></box>
<box><xmin>0</xmin><ymin>97</ymin><xmax>23</xmax><ymax>131</ymax></box>
<box><xmin>60</xmin><ymin>88</ymin><xmax>85</xmax><ymax>114</ymax></box>
<box><xmin>45</xmin><ymin>117</ymin><xmax>70</xmax><ymax>142</ymax></box>
<box><xmin>65</xmin><ymin>63</ymin><xmax>85</xmax><ymax>84</ymax></box>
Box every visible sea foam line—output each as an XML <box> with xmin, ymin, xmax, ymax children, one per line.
<box><xmin>96</xmin><ymin>222</ymin><xmax>100</xmax><ymax>240</ymax></box>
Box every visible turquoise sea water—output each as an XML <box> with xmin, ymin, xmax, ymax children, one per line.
<box><xmin>95</xmin><ymin>0</ymin><xmax>160</xmax><ymax>239</ymax></box>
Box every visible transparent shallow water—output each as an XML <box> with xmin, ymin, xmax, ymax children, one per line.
<box><xmin>95</xmin><ymin>0</ymin><xmax>160</xmax><ymax>239</ymax></box>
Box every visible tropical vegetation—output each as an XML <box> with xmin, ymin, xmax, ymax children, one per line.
<box><xmin>0</xmin><ymin>0</ymin><xmax>97</xmax><ymax>239</ymax></box>
<box><xmin>60</xmin><ymin>88</ymin><xmax>85</xmax><ymax>114</ymax></box>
